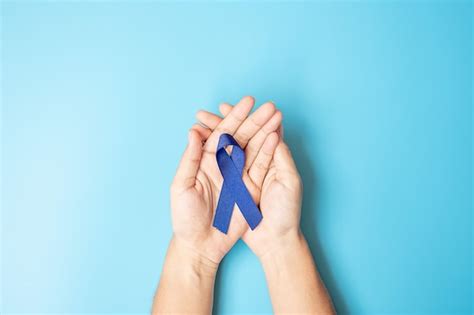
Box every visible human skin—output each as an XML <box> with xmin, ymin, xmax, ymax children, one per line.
<box><xmin>152</xmin><ymin>96</ymin><xmax>281</xmax><ymax>314</ymax></box>
<box><xmin>152</xmin><ymin>98</ymin><xmax>335</xmax><ymax>314</ymax></box>
<box><xmin>197</xmin><ymin>104</ymin><xmax>335</xmax><ymax>314</ymax></box>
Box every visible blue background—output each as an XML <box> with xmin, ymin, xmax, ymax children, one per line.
<box><xmin>1</xmin><ymin>1</ymin><xmax>472</xmax><ymax>314</ymax></box>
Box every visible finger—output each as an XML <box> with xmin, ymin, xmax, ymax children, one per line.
<box><xmin>214</xmin><ymin>95</ymin><xmax>254</xmax><ymax>134</ymax></box>
<box><xmin>200</xmin><ymin>102</ymin><xmax>281</xmax><ymax>161</ymax></box>
<box><xmin>248</xmin><ymin>132</ymin><xmax>279</xmax><ymax>188</ymax></box>
<box><xmin>194</xmin><ymin>101</ymin><xmax>240</xmax><ymax>131</ymax></box>
<box><xmin>273</xmin><ymin>140</ymin><xmax>302</xmax><ymax>191</ymax></box>
<box><xmin>273</xmin><ymin>140</ymin><xmax>298</xmax><ymax>174</ymax></box>
<box><xmin>191</xmin><ymin>123</ymin><xmax>211</xmax><ymax>140</ymax></box>
<box><xmin>220</xmin><ymin>103</ymin><xmax>281</xmax><ymax>150</ymax></box>
<box><xmin>204</xmin><ymin>96</ymin><xmax>255</xmax><ymax>152</ymax></box>
<box><xmin>219</xmin><ymin>103</ymin><xmax>233</xmax><ymax>117</ymax></box>
<box><xmin>193</xmin><ymin>103</ymin><xmax>233</xmax><ymax>130</ymax></box>
<box><xmin>172</xmin><ymin>129</ymin><xmax>203</xmax><ymax>193</ymax></box>
<box><xmin>195</xmin><ymin>110</ymin><xmax>222</xmax><ymax>130</ymax></box>
<box><xmin>245</xmin><ymin>110</ymin><xmax>283</xmax><ymax>169</ymax></box>
<box><xmin>202</xmin><ymin>102</ymin><xmax>276</xmax><ymax>148</ymax></box>
<box><xmin>232</xmin><ymin>102</ymin><xmax>276</xmax><ymax>148</ymax></box>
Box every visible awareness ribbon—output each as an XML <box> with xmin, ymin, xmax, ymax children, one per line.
<box><xmin>213</xmin><ymin>133</ymin><xmax>263</xmax><ymax>234</ymax></box>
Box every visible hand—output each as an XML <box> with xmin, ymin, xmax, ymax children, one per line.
<box><xmin>196</xmin><ymin>103</ymin><xmax>303</xmax><ymax>258</ymax></box>
<box><xmin>171</xmin><ymin>96</ymin><xmax>282</xmax><ymax>263</ymax></box>
<box><xmin>159</xmin><ymin>99</ymin><xmax>333</xmax><ymax>315</ymax></box>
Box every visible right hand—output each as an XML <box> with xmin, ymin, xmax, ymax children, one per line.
<box><xmin>196</xmin><ymin>104</ymin><xmax>304</xmax><ymax>258</ymax></box>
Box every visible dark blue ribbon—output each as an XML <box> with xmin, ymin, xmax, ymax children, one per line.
<box><xmin>213</xmin><ymin>133</ymin><xmax>263</xmax><ymax>234</ymax></box>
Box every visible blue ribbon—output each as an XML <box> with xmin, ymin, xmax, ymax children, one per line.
<box><xmin>213</xmin><ymin>133</ymin><xmax>263</xmax><ymax>234</ymax></box>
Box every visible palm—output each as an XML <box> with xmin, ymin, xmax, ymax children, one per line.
<box><xmin>172</xmin><ymin>140</ymin><xmax>264</xmax><ymax>262</ymax></box>
<box><xmin>242</xmin><ymin>143</ymin><xmax>302</xmax><ymax>257</ymax></box>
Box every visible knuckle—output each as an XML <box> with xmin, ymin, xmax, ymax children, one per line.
<box><xmin>189</xmin><ymin>157</ymin><xmax>201</xmax><ymax>164</ymax></box>
<box><xmin>261</xmin><ymin>149</ymin><xmax>273</xmax><ymax>157</ymax></box>
<box><xmin>216</xmin><ymin>126</ymin><xmax>232</xmax><ymax>135</ymax></box>
<box><xmin>235</xmin><ymin>130</ymin><xmax>252</xmax><ymax>143</ymax></box>
<box><xmin>254</xmin><ymin>161</ymin><xmax>268</xmax><ymax>170</ymax></box>
<box><xmin>249</xmin><ymin>116</ymin><xmax>264</xmax><ymax>128</ymax></box>
<box><xmin>246</xmin><ymin>145</ymin><xmax>258</xmax><ymax>156</ymax></box>
<box><xmin>230</xmin><ymin>111</ymin><xmax>245</xmax><ymax>123</ymax></box>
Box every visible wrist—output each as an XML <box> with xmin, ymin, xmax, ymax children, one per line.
<box><xmin>168</xmin><ymin>236</ymin><xmax>219</xmax><ymax>279</ymax></box>
<box><xmin>154</xmin><ymin>236</ymin><xmax>218</xmax><ymax>314</ymax></box>
<box><xmin>255</xmin><ymin>231</ymin><xmax>336</xmax><ymax>314</ymax></box>
<box><xmin>258</xmin><ymin>229</ymin><xmax>307</xmax><ymax>264</ymax></box>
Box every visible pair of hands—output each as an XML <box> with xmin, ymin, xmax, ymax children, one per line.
<box><xmin>155</xmin><ymin>96</ymin><xmax>334</xmax><ymax>314</ymax></box>
<box><xmin>170</xmin><ymin>96</ymin><xmax>303</xmax><ymax>265</ymax></box>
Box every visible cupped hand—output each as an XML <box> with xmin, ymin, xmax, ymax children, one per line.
<box><xmin>197</xmin><ymin>103</ymin><xmax>303</xmax><ymax>259</ymax></box>
<box><xmin>171</xmin><ymin>96</ymin><xmax>282</xmax><ymax>263</ymax></box>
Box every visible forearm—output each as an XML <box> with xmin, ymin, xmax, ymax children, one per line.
<box><xmin>152</xmin><ymin>236</ymin><xmax>218</xmax><ymax>314</ymax></box>
<box><xmin>260</xmin><ymin>231</ymin><xmax>335</xmax><ymax>314</ymax></box>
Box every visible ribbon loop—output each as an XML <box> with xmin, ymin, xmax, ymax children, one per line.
<box><xmin>213</xmin><ymin>133</ymin><xmax>263</xmax><ymax>234</ymax></box>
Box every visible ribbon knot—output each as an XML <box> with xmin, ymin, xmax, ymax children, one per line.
<box><xmin>212</xmin><ymin>133</ymin><xmax>263</xmax><ymax>234</ymax></box>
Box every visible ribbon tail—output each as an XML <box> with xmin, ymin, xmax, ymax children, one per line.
<box><xmin>234</xmin><ymin>184</ymin><xmax>263</xmax><ymax>230</ymax></box>
<box><xmin>221</xmin><ymin>160</ymin><xmax>263</xmax><ymax>230</ymax></box>
<box><xmin>212</xmin><ymin>182</ymin><xmax>234</xmax><ymax>234</ymax></box>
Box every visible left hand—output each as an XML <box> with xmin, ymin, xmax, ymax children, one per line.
<box><xmin>171</xmin><ymin>97</ymin><xmax>282</xmax><ymax>263</ymax></box>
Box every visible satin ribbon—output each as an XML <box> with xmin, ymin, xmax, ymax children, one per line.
<box><xmin>213</xmin><ymin>133</ymin><xmax>263</xmax><ymax>234</ymax></box>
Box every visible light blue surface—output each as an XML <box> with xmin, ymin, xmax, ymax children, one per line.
<box><xmin>1</xmin><ymin>1</ymin><xmax>472</xmax><ymax>314</ymax></box>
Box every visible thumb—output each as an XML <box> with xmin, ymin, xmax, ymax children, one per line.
<box><xmin>273</xmin><ymin>140</ymin><xmax>298</xmax><ymax>174</ymax></box>
<box><xmin>272</xmin><ymin>140</ymin><xmax>303</xmax><ymax>192</ymax></box>
<box><xmin>172</xmin><ymin>129</ymin><xmax>203</xmax><ymax>192</ymax></box>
